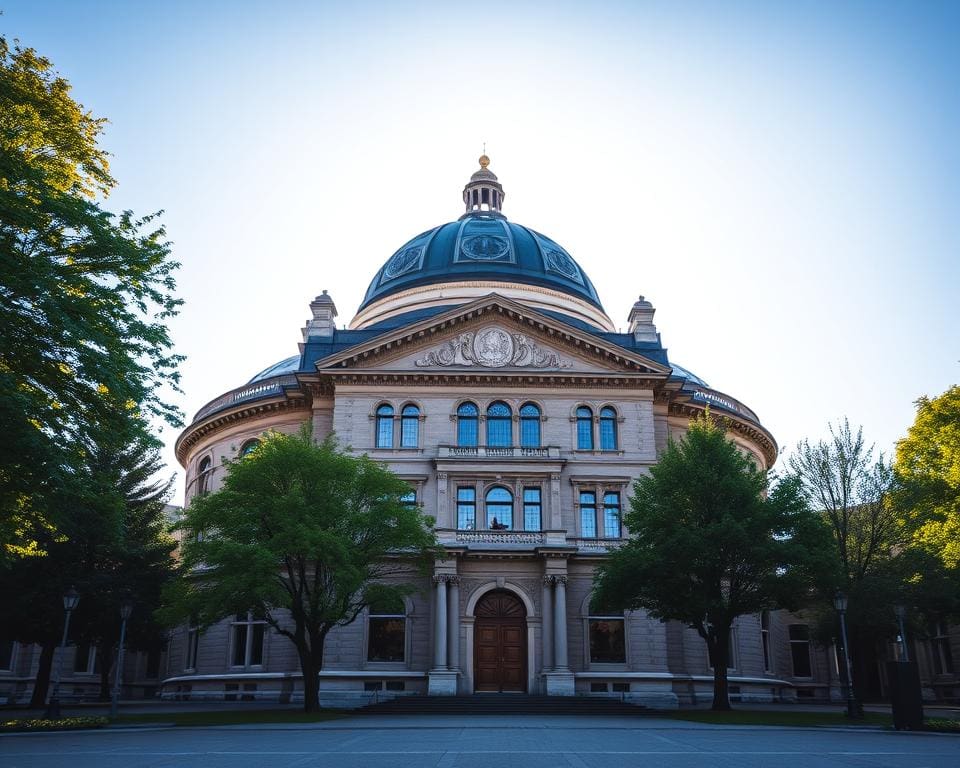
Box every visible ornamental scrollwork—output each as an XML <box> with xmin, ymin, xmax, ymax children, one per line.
<box><xmin>415</xmin><ymin>328</ymin><xmax>572</xmax><ymax>369</ymax></box>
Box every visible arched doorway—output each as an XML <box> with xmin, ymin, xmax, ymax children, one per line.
<box><xmin>474</xmin><ymin>590</ymin><xmax>527</xmax><ymax>692</ymax></box>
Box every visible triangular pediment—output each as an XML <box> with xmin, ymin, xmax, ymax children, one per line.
<box><xmin>314</xmin><ymin>295</ymin><xmax>670</xmax><ymax>379</ymax></box>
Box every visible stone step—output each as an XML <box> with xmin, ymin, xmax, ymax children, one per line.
<box><xmin>360</xmin><ymin>694</ymin><xmax>650</xmax><ymax>715</ymax></box>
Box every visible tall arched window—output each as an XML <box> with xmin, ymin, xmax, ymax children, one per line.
<box><xmin>486</xmin><ymin>401</ymin><xmax>512</xmax><ymax>447</ymax></box>
<box><xmin>196</xmin><ymin>457</ymin><xmax>211</xmax><ymax>496</ymax></box>
<box><xmin>576</xmin><ymin>406</ymin><xmax>594</xmax><ymax>450</ymax></box>
<box><xmin>588</xmin><ymin>600</ymin><xmax>626</xmax><ymax>664</ymax></box>
<box><xmin>239</xmin><ymin>439</ymin><xmax>260</xmax><ymax>458</ymax></box>
<box><xmin>400</xmin><ymin>404</ymin><xmax>420</xmax><ymax>448</ymax></box>
<box><xmin>376</xmin><ymin>404</ymin><xmax>394</xmax><ymax>448</ymax></box>
<box><xmin>519</xmin><ymin>403</ymin><xmax>541</xmax><ymax>448</ymax></box>
<box><xmin>485</xmin><ymin>487</ymin><xmax>513</xmax><ymax>530</ymax></box>
<box><xmin>457</xmin><ymin>402</ymin><xmax>479</xmax><ymax>447</ymax></box>
<box><xmin>599</xmin><ymin>407</ymin><xmax>618</xmax><ymax>451</ymax></box>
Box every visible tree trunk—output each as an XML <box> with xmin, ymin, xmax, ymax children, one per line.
<box><xmin>296</xmin><ymin>633</ymin><xmax>326</xmax><ymax>713</ymax></box>
<box><xmin>709</xmin><ymin>633</ymin><xmax>732</xmax><ymax>711</ymax></box>
<box><xmin>29</xmin><ymin>641</ymin><xmax>57</xmax><ymax>709</ymax></box>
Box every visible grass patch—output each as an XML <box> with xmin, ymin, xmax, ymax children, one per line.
<box><xmin>2</xmin><ymin>716</ymin><xmax>109</xmax><ymax>732</ymax></box>
<box><xmin>115</xmin><ymin>708</ymin><xmax>347</xmax><ymax>727</ymax></box>
<box><xmin>652</xmin><ymin>709</ymin><xmax>892</xmax><ymax>728</ymax></box>
<box><xmin>923</xmin><ymin>718</ymin><xmax>960</xmax><ymax>733</ymax></box>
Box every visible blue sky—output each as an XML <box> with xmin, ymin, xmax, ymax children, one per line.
<box><xmin>4</xmin><ymin>1</ymin><xmax>958</xmax><ymax>495</ymax></box>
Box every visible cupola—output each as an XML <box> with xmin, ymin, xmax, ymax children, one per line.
<box><xmin>462</xmin><ymin>154</ymin><xmax>505</xmax><ymax>215</ymax></box>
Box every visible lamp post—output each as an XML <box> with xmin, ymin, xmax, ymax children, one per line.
<box><xmin>894</xmin><ymin>605</ymin><xmax>910</xmax><ymax>662</ymax></box>
<box><xmin>833</xmin><ymin>590</ymin><xmax>862</xmax><ymax>719</ymax></box>
<box><xmin>45</xmin><ymin>587</ymin><xmax>80</xmax><ymax>719</ymax></box>
<box><xmin>109</xmin><ymin>598</ymin><xmax>134</xmax><ymax>718</ymax></box>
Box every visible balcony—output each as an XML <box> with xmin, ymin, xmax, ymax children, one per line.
<box><xmin>437</xmin><ymin>445</ymin><xmax>561</xmax><ymax>459</ymax></box>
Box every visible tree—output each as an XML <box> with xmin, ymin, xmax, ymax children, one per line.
<box><xmin>594</xmin><ymin>415</ymin><xmax>833</xmax><ymax>710</ymax></box>
<box><xmin>788</xmin><ymin>419</ymin><xmax>909</xmax><ymax>698</ymax></box>
<box><xmin>161</xmin><ymin>428</ymin><xmax>440</xmax><ymax>712</ymax></box>
<box><xmin>0</xmin><ymin>37</ymin><xmax>183</xmax><ymax>560</ymax></box>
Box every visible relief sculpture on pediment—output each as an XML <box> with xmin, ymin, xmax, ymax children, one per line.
<box><xmin>414</xmin><ymin>327</ymin><xmax>572</xmax><ymax>369</ymax></box>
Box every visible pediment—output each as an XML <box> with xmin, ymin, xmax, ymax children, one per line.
<box><xmin>315</xmin><ymin>295</ymin><xmax>670</xmax><ymax>379</ymax></box>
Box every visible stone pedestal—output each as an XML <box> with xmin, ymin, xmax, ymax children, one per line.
<box><xmin>544</xmin><ymin>670</ymin><xmax>575</xmax><ymax>696</ymax></box>
<box><xmin>428</xmin><ymin>670</ymin><xmax>459</xmax><ymax>696</ymax></box>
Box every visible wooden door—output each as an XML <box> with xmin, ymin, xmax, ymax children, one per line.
<box><xmin>474</xmin><ymin>591</ymin><xmax>526</xmax><ymax>692</ymax></box>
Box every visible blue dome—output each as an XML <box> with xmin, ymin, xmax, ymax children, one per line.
<box><xmin>358</xmin><ymin>213</ymin><xmax>604</xmax><ymax>312</ymax></box>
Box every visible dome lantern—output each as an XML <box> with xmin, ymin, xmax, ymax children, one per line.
<box><xmin>462</xmin><ymin>154</ymin><xmax>505</xmax><ymax>215</ymax></box>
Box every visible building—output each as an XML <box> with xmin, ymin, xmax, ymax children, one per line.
<box><xmin>4</xmin><ymin>157</ymin><xmax>954</xmax><ymax>707</ymax></box>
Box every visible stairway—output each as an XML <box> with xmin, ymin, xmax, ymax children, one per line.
<box><xmin>360</xmin><ymin>694</ymin><xmax>649</xmax><ymax>715</ymax></box>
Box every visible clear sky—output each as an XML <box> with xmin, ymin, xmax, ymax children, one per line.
<box><xmin>4</xmin><ymin>0</ymin><xmax>958</xmax><ymax>498</ymax></box>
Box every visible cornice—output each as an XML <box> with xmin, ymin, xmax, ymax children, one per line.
<box><xmin>667</xmin><ymin>401</ymin><xmax>778</xmax><ymax>466</ymax></box>
<box><xmin>323</xmin><ymin>370</ymin><xmax>666</xmax><ymax>389</ymax></box>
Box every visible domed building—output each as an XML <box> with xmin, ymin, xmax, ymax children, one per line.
<box><xmin>162</xmin><ymin>157</ymin><xmax>825</xmax><ymax>707</ymax></box>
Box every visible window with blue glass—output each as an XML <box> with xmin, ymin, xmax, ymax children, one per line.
<box><xmin>520</xmin><ymin>403</ymin><xmax>541</xmax><ymax>447</ymax></box>
<box><xmin>523</xmin><ymin>487</ymin><xmax>542</xmax><ymax>531</ymax></box>
<box><xmin>599</xmin><ymin>407</ymin><xmax>618</xmax><ymax>451</ymax></box>
<box><xmin>400</xmin><ymin>404</ymin><xmax>420</xmax><ymax>448</ymax></box>
<box><xmin>457</xmin><ymin>487</ymin><xmax>476</xmax><ymax>529</ymax></box>
<box><xmin>603</xmin><ymin>492</ymin><xmax>621</xmax><ymax>538</ymax></box>
<box><xmin>580</xmin><ymin>491</ymin><xmax>597</xmax><ymax>538</ymax></box>
<box><xmin>485</xmin><ymin>487</ymin><xmax>513</xmax><ymax>529</ymax></box>
<box><xmin>457</xmin><ymin>402</ymin><xmax>478</xmax><ymax>447</ymax></box>
<box><xmin>376</xmin><ymin>404</ymin><xmax>394</xmax><ymax>448</ymax></box>
<box><xmin>576</xmin><ymin>406</ymin><xmax>594</xmax><ymax>450</ymax></box>
<box><xmin>486</xmin><ymin>401</ymin><xmax>512</xmax><ymax>447</ymax></box>
<box><xmin>239</xmin><ymin>439</ymin><xmax>260</xmax><ymax>458</ymax></box>
<box><xmin>400</xmin><ymin>490</ymin><xmax>417</xmax><ymax>509</ymax></box>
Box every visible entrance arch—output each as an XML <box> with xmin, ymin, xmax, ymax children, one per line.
<box><xmin>474</xmin><ymin>590</ymin><xmax>527</xmax><ymax>692</ymax></box>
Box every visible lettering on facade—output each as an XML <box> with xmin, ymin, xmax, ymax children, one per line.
<box><xmin>414</xmin><ymin>327</ymin><xmax>572</xmax><ymax>369</ymax></box>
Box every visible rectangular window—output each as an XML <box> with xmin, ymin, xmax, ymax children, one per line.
<box><xmin>73</xmin><ymin>642</ymin><xmax>98</xmax><ymax>675</ymax></box>
<box><xmin>457</xmin><ymin>487</ymin><xmax>476</xmax><ymax>530</ymax></box>
<box><xmin>400</xmin><ymin>490</ymin><xmax>417</xmax><ymax>509</ymax></box>
<box><xmin>232</xmin><ymin>612</ymin><xmax>266</xmax><ymax>667</ymax></box>
<box><xmin>580</xmin><ymin>491</ymin><xmax>597</xmax><ymax>538</ymax></box>
<box><xmin>931</xmin><ymin>621</ymin><xmax>955</xmax><ymax>675</ymax></box>
<box><xmin>603</xmin><ymin>492</ymin><xmax>621</xmax><ymax>538</ymax></box>
<box><xmin>523</xmin><ymin>487</ymin><xmax>542</xmax><ymax>531</ymax></box>
<box><xmin>232</xmin><ymin>615</ymin><xmax>247</xmax><ymax>667</ymax></box>
<box><xmin>185</xmin><ymin>620</ymin><xmax>200</xmax><ymax>670</ymax></box>
<box><xmin>376</xmin><ymin>418</ymin><xmax>393</xmax><ymax>449</ymax></box>
<box><xmin>789</xmin><ymin>624</ymin><xmax>812</xmax><ymax>677</ymax></box>
<box><xmin>368</xmin><ymin>616</ymin><xmax>406</xmax><ymax>662</ymax></box>
<box><xmin>761</xmin><ymin>611</ymin><xmax>772</xmax><ymax>673</ymax></box>
<box><xmin>458</xmin><ymin>418</ymin><xmax>478</xmax><ymax>447</ymax></box>
<box><xmin>589</xmin><ymin>618</ymin><xmax>626</xmax><ymax>663</ymax></box>
<box><xmin>577</xmin><ymin>418</ymin><xmax>593</xmax><ymax>450</ymax></box>
<box><xmin>0</xmin><ymin>639</ymin><xmax>15</xmax><ymax>672</ymax></box>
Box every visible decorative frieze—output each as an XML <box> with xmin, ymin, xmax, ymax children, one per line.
<box><xmin>415</xmin><ymin>327</ymin><xmax>572</xmax><ymax>369</ymax></box>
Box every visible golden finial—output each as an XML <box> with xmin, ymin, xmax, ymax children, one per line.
<box><xmin>479</xmin><ymin>154</ymin><xmax>490</xmax><ymax>169</ymax></box>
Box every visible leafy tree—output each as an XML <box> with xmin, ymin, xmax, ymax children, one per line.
<box><xmin>594</xmin><ymin>415</ymin><xmax>833</xmax><ymax>710</ymax></box>
<box><xmin>0</xmin><ymin>36</ymin><xmax>183</xmax><ymax>560</ymax></box>
<box><xmin>161</xmin><ymin>428</ymin><xmax>440</xmax><ymax>712</ymax></box>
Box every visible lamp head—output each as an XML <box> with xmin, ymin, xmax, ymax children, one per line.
<box><xmin>63</xmin><ymin>587</ymin><xmax>80</xmax><ymax>612</ymax></box>
<box><xmin>833</xmin><ymin>590</ymin><xmax>848</xmax><ymax>613</ymax></box>
<box><xmin>119</xmin><ymin>598</ymin><xmax>134</xmax><ymax>621</ymax></box>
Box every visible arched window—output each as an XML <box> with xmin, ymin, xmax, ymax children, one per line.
<box><xmin>599</xmin><ymin>407</ymin><xmax>618</xmax><ymax>451</ymax></box>
<box><xmin>376</xmin><ymin>404</ymin><xmax>394</xmax><ymax>448</ymax></box>
<box><xmin>588</xmin><ymin>600</ymin><xmax>626</xmax><ymax>663</ymax></box>
<box><xmin>519</xmin><ymin>403</ymin><xmax>541</xmax><ymax>448</ymax></box>
<box><xmin>239</xmin><ymin>439</ymin><xmax>260</xmax><ymax>458</ymax></box>
<box><xmin>576</xmin><ymin>406</ymin><xmax>594</xmax><ymax>450</ymax></box>
<box><xmin>485</xmin><ymin>487</ymin><xmax>513</xmax><ymax>530</ymax></box>
<box><xmin>196</xmin><ymin>457</ymin><xmax>212</xmax><ymax>496</ymax></box>
<box><xmin>457</xmin><ymin>402</ymin><xmax>479</xmax><ymax>447</ymax></box>
<box><xmin>486</xmin><ymin>401</ymin><xmax>512</xmax><ymax>447</ymax></box>
<box><xmin>400</xmin><ymin>404</ymin><xmax>420</xmax><ymax>448</ymax></box>
<box><xmin>367</xmin><ymin>596</ymin><xmax>406</xmax><ymax>662</ymax></box>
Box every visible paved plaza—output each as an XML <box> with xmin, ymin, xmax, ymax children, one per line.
<box><xmin>2</xmin><ymin>714</ymin><xmax>959</xmax><ymax>768</ymax></box>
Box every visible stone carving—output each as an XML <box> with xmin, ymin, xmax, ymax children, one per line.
<box><xmin>383</xmin><ymin>245</ymin><xmax>424</xmax><ymax>279</ymax></box>
<box><xmin>415</xmin><ymin>328</ymin><xmax>572</xmax><ymax>369</ymax></box>
<box><xmin>460</xmin><ymin>235</ymin><xmax>510</xmax><ymax>261</ymax></box>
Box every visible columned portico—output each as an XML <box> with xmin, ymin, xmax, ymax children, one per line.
<box><xmin>428</xmin><ymin>572</ymin><xmax>459</xmax><ymax>695</ymax></box>
<box><xmin>542</xmin><ymin>570</ymin><xmax>575</xmax><ymax>695</ymax></box>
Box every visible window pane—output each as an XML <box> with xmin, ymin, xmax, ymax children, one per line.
<box><xmin>520</xmin><ymin>404</ymin><xmax>540</xmax><ymax>447</ymax></box>
<box><xmin>523</xmin><ymin>487</ymin><xmax>541</xmax><ymax>531</ymax></box>
<box><xmin>457</xmin><ymin>403</ymin><xmax>478</xmax><ymax>447</ymax></box>
<box><xmin>401</xmin><ymin>406</ymin><xmax>419</xmax><ymax>448</ymax></box>
<box><xmin>376</xmin><ymin>405</ymin><xmax>394</xmax><ymax>448</ymax></box>
<box><xmin>400</xmin><ymin>491</ymin><xmax>416</xmax><ymax>509</ymax></box>
<box><xmin>486</xmin><ymin>487</ymin><xmax>512</xmax><ymax>529</ymax></box>
<box><xmin>486</xmin><ymin>402</ymin><xmax>512</xmax><ymax>447</ymax></box>
<box><xmin>232</xmin><ymin>624</ymin><xmax>247</xmax><ymax>666</ymax></box>
<box><xmin>589</xmin><ymin>619</ymin><xmax>626</xmax><ymax>663</ymax></box>
<box><xmin>239</xmin><ymin>439</ymin><xmax>260</xmax><ymax>457</ymax></box>
<box><xmin>603</xmin><ymin>492</ymin><xmax>621</xmax><ymax>537</ymax></box>
<box><xmin>580</xmin><ymin>491</ymin><xmax>597</xmax><ymax>538</ymax></box>
<box><xmin>576</xmin><ymin>407</ymin><xmax>593</xmax><ymax>450</ymax></box>
<box><xmin>250</xmin><ymin>624</ymin><xmax>265</xmax><ymax>665</ymax></box>
<box><xmin>600</xmin><ymin>408</ymin><xmax>617</xmax><ymax>450</ymax></box>
<box><xmin>789</xmin><ymin>625</ymin><xmax>811</xmax><ymax>677</ymax></box>
<box><xmin>368</xmin><ymin>618</ymin><xmax>405</xmax><ymax>662</ymax></box>
<box><xmin>74</xmin><ymin>643</ymin><xmax>91</xmax><ymax>673</ymax></box>
<box><xmin>457</xmin><ymin>487</ymin><xmax>476</xmax><ymax>529</ymax></box>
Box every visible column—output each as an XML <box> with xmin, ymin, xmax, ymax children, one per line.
<box><xmin>447</xmin><ymin>577</ymin><xmax>460</xmax><ymax>671</ymax></box>
<box><xmin>542</xmin><ymin>576</ymin><xmax>554</xmax><ymax>671</ymax></box>
<box><xmin>553</xmin><ymin>576</ymin><xmax>568</xmax><ymax>670</ymax></box>
<box><xmin>433</xmin><ymin>576</ymin><xmax>448</xmax><ymax>669</ymax></box>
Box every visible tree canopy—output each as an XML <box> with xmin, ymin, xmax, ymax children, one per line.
<box><xmin>594</xmin><ymin>415</ymin><xmax>833</xmax><ymax>710</ymax></box>
<box><xmin>161</xmin><ymin>428</ymin><xmax>440</xmax><ymax>711</ymax></box>
<box><xmin>0</xmin><ymin>36</ymin><xmax>182</xmax><ymax>560</ymax></box>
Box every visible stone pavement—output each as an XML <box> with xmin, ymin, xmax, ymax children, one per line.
<box><xmin>2</xmin><ymin>713</ymin><xmax>959</xmax><ymax>768</ymax></box>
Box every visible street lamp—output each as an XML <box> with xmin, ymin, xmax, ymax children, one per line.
<box><xmin>45</xmin><ymin>587</ymin><xmax>80</xmax><ymax>719</ymax></box>
<box><xmin>833</xmin><ymin>590</ymin><xmax>862</xmax><ymax>719</ymax></box>
<box><xmin>894</xmin><ymin>605</ymin><xmax>910</xmax><ymax>662</ymax></box>
<box><xmin>110</xmin><ymin>598</ymin><xmax>134</xmax><ymax>719</ymax></box>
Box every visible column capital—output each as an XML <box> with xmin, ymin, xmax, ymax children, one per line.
<box><xmin>433</xmin><ymin>574</ymin><xmax>459</xmax><ymax>584</ymax></box>
<box><xmin>554</xmin><ymin>575</ymin><xmax>568</xmax><ymax>586</ymax></box>
<box><xmin>543</xmin><ymin>575</ymin><xmax>555</xmax><ymax>586</ymax></box>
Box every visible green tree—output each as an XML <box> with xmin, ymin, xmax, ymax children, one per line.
<box><xmin>0</xmin><ymin>37</ymin><xmax>183</xmax><ymax>560</ymax></box>
<box><xmin>594</xmin><ymin>416</ymin><xmax>833</xmax><ymax>710</ymax></box>
<box><xmin>161</xmin><ymin>428</ymin><xmax>440</xmax><ymax>712</ymax></box>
